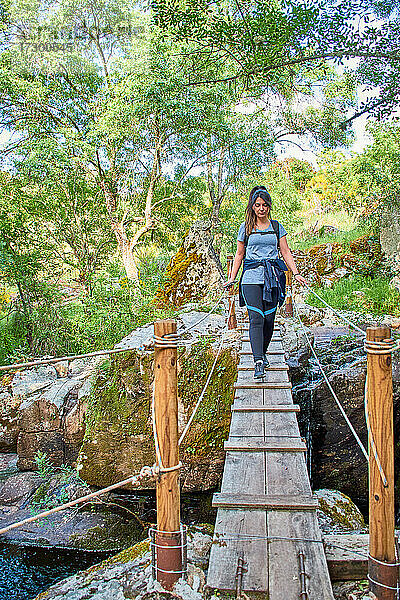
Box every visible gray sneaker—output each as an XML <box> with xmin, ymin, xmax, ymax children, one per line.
<box><xmin>254</xmin><ymin>360</ymin><xmax>264</xmax><ymax>379</ymax></box>
<box><xmin>263</xmin><ymin>354</ymin><xmax>270</xmax><ymax>369</ymax></box>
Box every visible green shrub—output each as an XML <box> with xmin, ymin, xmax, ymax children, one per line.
<box><xmin>293</xmin><ymin>224</ymin><xmax>370</xmax><ymax>251</ymax></box>
<box><xmin>307</xmin><ymin>275</ymin><xmax>400</xmax><ymax>316</ymax></box>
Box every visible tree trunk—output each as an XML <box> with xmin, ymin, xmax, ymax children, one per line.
<box><xmin>120</xmin><ymin>242</ymin><xmax>139</xmax><ymax>282</ymax></box>
<box><xmin>99</xmin><ymin>135</ymin><xmax>161</xmax><ymax>283</ymax></box>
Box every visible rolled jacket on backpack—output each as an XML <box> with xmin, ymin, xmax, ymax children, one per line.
<box><xmin>238</xmin><ymin>258</ymin><xmax>288</xmax><ymax>308</ymax></box>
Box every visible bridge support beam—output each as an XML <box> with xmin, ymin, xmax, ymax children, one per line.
<box><xmin>366</xmin><ymin>326</ymin><xmax>398</xmax><ymax>600</ymax></box>
<box><xmin>153</xmin><ymin>319</ymin><xmax>182</xmax><ymax>590</ymax></box>
<box><xmin>227</xmin><ymin>254</ymin><xmax>237</xmax><ymax>330</ymax></box>
<box><xmin>285</xmin><ymin>270</ymin><xmax>293</xmax><ymax>317</ymax></box>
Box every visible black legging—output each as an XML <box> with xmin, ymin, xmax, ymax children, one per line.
<box><xmin>241</xmin><ymin>284</ymin><xmax>279</xmax><ymax>363</ymax></box>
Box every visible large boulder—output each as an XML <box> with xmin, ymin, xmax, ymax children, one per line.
<box><xmin>314</xmin><ymin>489</ymin><xmax>366</xmax><ymax>534</ymax></box>
<box><xmin>0</xmin><ymin>358</ymin><xmax>100</xmax><ymax>469</ymax></box>
<box><xmin>0</xmin><ymin>470</ymin><xmax>142</xmax><ymax>550</ymax></box>
<box><xmin>0</xmin><ymin>311</ymin><xmax>240</xmax><ymax>490</ymax></box>
<box><xmin>155</xmin><ymin>220</ymin><xmax>224</xmax><ymax>307</ymax></box>
<box><xmin>34</xmin><ymin>529</ymin><xmax>213</xmax><ymax>600</ymax></box>
<box><xmin>292</xmin><ymin>235</ymin><xmax>384</xmax><ymax>289</ymax></box>
<box><xmin>0</xmin><ymin>389</ymin><xmax>21</xmax><ymax>451</ymax></box>
<box><xmin>78</xmin><ymin>338</ymin><xmax>238</xmax><ymax>492</ymax></box>
<box><xmin>299</xmin><ymin>353</ymin><xmax>400</xmax><ymax>506</ymax></box>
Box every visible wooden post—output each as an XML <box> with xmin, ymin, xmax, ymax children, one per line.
<box><xmin>285</xmin><ymin>270</ymin><xmax>293</xmax><ymax>317</ymax></box>
<box><xmin>154</xmin><ymin>319</ymin><xmax>182</xmax><ymax>590</ymax></box>
<box><xmin>227</xmin><ymin>254</ymin><xmax>237</xmax><ymax>330</ymax></box>
<box><xmin>367</xmin><ymin>326</ymin><xmax>397</xmax><ymax>600</ymax></box>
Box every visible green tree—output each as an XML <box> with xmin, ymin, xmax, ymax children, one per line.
<box><xmin>0</xmin><ymin>173</ymin><xmax>56</xmax><ymax>349</ymax></box>
<box><xmin>0</xmin><ymin>1</ymin><xmax>253</xmax><ymax>281</ymax></box>
<box><xmin>152</xmin><ymin>0</ymin><xmax>400</xmax><ymax>121</ymax></box>
<box><xmin>15</xmin><ymin>140</ymin><xmax>114</xmax><ymax>292</ymax></box>
<box><xmin>304</xmin><ymin>151</ymin><xmax>362</xmax><ymax>215</ymax></box>
<box><xmin>354</xmin><ymin>123</ymin><xmax>400</xmax><ymax>219</ymax></box>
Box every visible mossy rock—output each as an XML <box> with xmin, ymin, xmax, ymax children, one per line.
<box><xmin>315</xmin><ymin>489</ymin><xmax>366</xmax><ymax>533</ymax></box>
<box><xmin>155</xmin><ymin>220</ymin><xmax>224</xmax><ymax>308</ymax></box>
<box><xmin>69</xmin><ymin>514</ymin><xmax>142</xmax><ymax>551</ymax></box>
<box><xmin>78</xmin><ymin>341</ymin><xmax>238</xmax><ymax>491</ymax></box>
<box><xmin>294</xmin><ymin>235</ymin><xmax>384</xmax><ymax>284</ymax></box>
<box><xmin>155</xmin><ymin>244</ymin><xmax>201</xmax><ymax>307</ymax></box>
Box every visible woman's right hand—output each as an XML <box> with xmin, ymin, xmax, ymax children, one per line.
<box><xmin>223</xmin><ymin>279</ymin><xmax>235</xmax><ymax>289</ymax></box>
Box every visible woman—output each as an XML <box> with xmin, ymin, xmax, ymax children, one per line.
<box><xmin>225</xmin><ymin>186</ymin><xmax>307</xmax><ymax>379</ymax></box>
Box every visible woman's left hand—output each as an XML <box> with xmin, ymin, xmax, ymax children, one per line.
<box><xmin>293</xmin><ymin>273</ymin><xmax>307</xmax><ymax>286</ymax></box>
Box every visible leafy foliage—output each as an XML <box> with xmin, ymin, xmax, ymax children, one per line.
<box><xmin>152</xmin><ymin>0</ymin><xmax>400</xmax><ymax>120</ymax></box>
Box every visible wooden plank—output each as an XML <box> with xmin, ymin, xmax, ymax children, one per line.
<box><xmin>242</xmin><ymin>336</ymin><xmax>280</xmax><ymax>342</ymax></box>
<box><xmin>232</xmin><ymin>405</ymin><xmax>300</xmax><ymax>412</ymax></box>
<box><xmin>265</xmin><ymin>446</ymin><xmax>334</xmax><ymax>599</ymax></box>
<box><xmin>324</xmin><ymin>534</ymin><xmax>368</xmax><ymax>581</ymax></box>
<box><xmin>265</xmin><ymin>452</ymin><xmax>311</xmax><ymax>496</ymax></box>
<box><xmin>224</xmin><ymin>439</ymin><xmax>307</xmax><ymax>452</ymax></box>
<box><xmin>242</xmin><ymin>388</ymin><xmax>293</xmax><ymax>406</ymax></box>
<box><xmin>242</xmin><ymin>341</ymin><xmax>283</xmax><ymax>352</ymax></box>
<box><xmin>220</xmin><ymin>450</ymin><xmax>265</xmax><ymax>492</ymax></box>
<box><xmin>238</xmin><ymin>364</ymin><xmax>289</xmax><ymax>371</ymax></box>
<box><xmin>237</xmin><ymin>369</ymin><xmax>289</xmax><ymax>384</ymax></box>
<box><xmin>207</xmin><ymin>510</ymin><xmax>268</xmax><ymax>591</ymax></box>
<box><xmin>267</xmin><ymin>510</ymin><xmax>334</xmax><ymax>600</ymax></box>
<box><xmin>239</xmin><ymin>350</ymin><xmax>285</xmax><ymax>356</ymax></box>
<box><xmin>241</xmin><ymin>326</ymin><xmax>280</xmax><ymax>332</ymax></box>
<box><xmin>228</xmin><ymin>412</ymin><xmax>265</xmax><ymax>444</ymax></box>
<box><xmin>239</xmin><ymin>349</ymin><xmax>285</xmax><ymax>360</ymax></box>
<box><xmin>221</xmin><ymin>411</ymin><xmax>265</xmax><ymax>490</ymax></box>
<box><xmin>234</xmin><ymin>382</ymin><xmax>292</xmax><ymax>389</ymax></box>
<box><xmin>234</xmin><ymin>386</ymin><xmax>294</xmax><ymax>400</ymax></box>
<box><xmin>261</xmin><ymin>412</ymin><xmax>300</xmax><ymax>438</ymax></box>
<box><xmin>229</xmin><ymin>411</ymin><xmax>300</xmax><ymax>440</ymax></box>
<box><xmin>262</xmin><ymin>388</ymin><xmax>295</xmax><ymax>405</ymax></box>
<box><xmin>208</xmin><ymin>405</ymin><xmax>269</xmax><ymax>591</ymax></box>
<box><xmin>238</xmin><ymin>363</ymin><xmax>288</xmax><ymax>374</ymax></box>
<box><xmin>233</xmin><ymin>387</ymin><xmax>264</xmax><ymax>407</ymax></box>
<box><xmin>213</xmin><ymin>493</ymin><xmax>318</xmax><ymax>510</ymax></box>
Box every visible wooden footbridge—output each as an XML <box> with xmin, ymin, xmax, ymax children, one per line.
<box><xmin>207</xmin><ymin>319</ymin><xmax>335</xmax><ymax>599</ymax></box>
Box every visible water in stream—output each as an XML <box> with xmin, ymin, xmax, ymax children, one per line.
<box><xmin>0</xmin><ymin>492</ymin><xmax>215</xmax><ymax>600</ymax></box>
<box><xmin>0</xmin><ymin>543</ymin><xmax>112</xmax><ymax>600</ymax></box>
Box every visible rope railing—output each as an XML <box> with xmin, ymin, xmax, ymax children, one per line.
<box><xmin>0</xmin><ymin>291</ymin><xmax>232</xmax><ymax>538</ymax></box>
<box><xmin>178</xmin><ymin>299</ymin><xmax>234</xmax><ymax>446</ymax></box>
<box><xmin>293</xmin><ymin>294</ymin><xmax>392</xmax><ymax>489</ymax></box>
<box><xmin>302</xmin><ymin>281</ymin><xmax>366</xmax><ymax>336</ymax></box>
<box><xmin>0</xmin><ymin>466</ymin><xmax>156</xmax><ymax>537</ymax></box>
<box><xmin>0</xmin><ymin>293</ymin><xmax>227</xmax><ymax>373</ymax></box>
<box><xmin>293</xmin><ymin>301</ymin><xmax>369</xmax><ymax>461</ymax></box>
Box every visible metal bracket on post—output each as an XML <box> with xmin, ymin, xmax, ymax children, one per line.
<box><xmin>150</xmin><ymin>524</ymin><xmax>188</xmax><ymax>586</ymax></box>
<box><xmin>298</xmin><ymin>552</ymin><xmax>309</xmax><ymax>600</ymax></box>
<box><xmin>235</xmin><ymin>554</ymin><xmax>248</xmax><ymax>600</ymax></box>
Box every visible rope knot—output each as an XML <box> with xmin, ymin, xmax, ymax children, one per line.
<box><xmin>153</xmin><ymin>333</ymin><xmax>179</xmax><ymax>349</ymax></box>
<box><xmin>364</xmin><ymin>338</ymin><xmax>400</xmax><ymax>355</ymax></box>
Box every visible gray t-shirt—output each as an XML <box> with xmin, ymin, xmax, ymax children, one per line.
<box><xmin>237</xmin><ymin>221</ymin><xmax>287</xmax><ymax>284</ymax></box>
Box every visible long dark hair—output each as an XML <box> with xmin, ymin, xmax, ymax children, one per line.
<box><xmin>245</xmin><ymin>186</ymin><xmax>272</xmax><ymax>236</ymax></box>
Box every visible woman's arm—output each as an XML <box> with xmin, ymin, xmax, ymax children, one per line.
<box><xmin>224</xmin><ymin>240</ymin><xmax>245</xmax><ymax>286</ymax></box>
<box><xmin>279</xmin><ymin>235</ymin><xmax>307</xmax><ymax>285</ymax></box>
